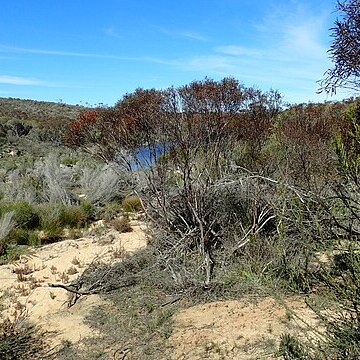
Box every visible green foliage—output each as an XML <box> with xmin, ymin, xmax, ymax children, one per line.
<box><xmin>278</xmin><ymin>246</ymin><xmax>360</xmax><ymax>360</ymax></box>
<box><xmin>58</xmin><ymin>204</ymin><xmax>88</xmax><ymax>228</ymax></box>
<box><xmin>319</xmin><ymin>0</ymin><xmax>360</xmax><ymax>93</ymax></box>
<box><xmin>8</xmin><ymin>229</ymin><xmax>31</xmax><ymax>246</ymax></box>
<box><xmin>0</xmin><ymin>97</ymin><xmax>84</xmax><ymax>127</ymax></box>
<box><xmin>278</xmin><ymin>334</ymin><xmax>311</xmax><ymax>359</ymax></box>
<box><xmin>0</xmin><ymin>202</ymin><xmax>39</xmax><ymax>230</ymax></box>
<box><xmin>316</xmin><ymin>246</ymin><xmax>360</xmax><ymax>359</ymax></box>
<box><xmin>122</xmin><ymin>195</ymin><xmax>142</xmax><ymax>213</ymax></box>
<box><xmin>0</xmin><ymin>318</ymin><xmax>48</xmax><ymax>360</ymax></box>
<box><xmin>61</xmin><ymin>156</ymin><xmax>78</xmax><ymax>166</ymax></box>
<box><xmin>38</xmin><ymin>203</ymin><xmax>90</xmax><ymax>237</ymax></box>
<box><xmin>5</xmin><ymin>228</ymin><xmax>40</xmax><ymax>247</ymax></box>
<box><xmin>80</xmin><ymin>200</ymin><xmax>96</xmax><ymax>220</ymax></box>
<box><xmin>100</xmin><ymin>201</ymin><xmax>123</xmax><ymax>221</ymax></box>
<box><xmin>37</xmin><ymin>204</ymin><xmax>63</xmax><ymax>238</ymax></box>
<box><xmin>335</xmin><ymin>102</ymin><xmax>360</xmax><ymax>182</ymax></box>
<box><xmin>279</xmin><ymin>101</ymin><xmax>360</xmax><ymax>359</ymax></box>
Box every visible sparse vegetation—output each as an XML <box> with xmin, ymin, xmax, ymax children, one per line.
<box><xmin>109</xmin><ymin>215</ymin><xmax>132</xmax><ymax>233</ymax></box>
<box><xmin>0</xmin><ymin>314</ymin><xmax>51</xmax><ymax>360</ymax></box>
<box><xmin>1</xmin><ymin>90</ymin><xmax>360</xmax><ymax>359</ymax></box>
<box><xmin>121</xmin><ymin>195</ymin><xmax>143</xmax><ymax>213</ymax></box>
<box><xmin>0</xmin><ymin>2</ymin><xmax>359</xmax><ymax>355</ymax></box>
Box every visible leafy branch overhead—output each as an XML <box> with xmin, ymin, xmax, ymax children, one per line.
<box><xmin>319</xmin><ymin>0</ymin><xmax>360</xmax><ymax>94</ymax></box>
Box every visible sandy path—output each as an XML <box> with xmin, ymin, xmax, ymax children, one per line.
<box><xmin>0</xmin><ymin>219</ymin><xmax>147</xmax><ymax>345</ymax></box>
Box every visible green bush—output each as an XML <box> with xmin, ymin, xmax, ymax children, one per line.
<box><xmin>0</xmin><ymin>202</ymin><xmax>39</xmax><ymax>230</ymax></box>
<box><xmin>278</xmin><ymin>334</ymin><xmax>310</xmax><ymax>359</ymax></box>
<box><xmin>100</xmin><ymin>201</ymin><xmax>123</xmax><ymax>221</ymax></box>
<box><xmin>37</xmin><ymin>204</ymin><xmax>63</xmax><ymax>237</ymax></box>
<box><xmin>28</xmin><ymin>231</ymin><xmax>41</xmax><ymax>246</ymax></box>
<box><xmin>80</xmin><ymin>200</ymin><xmax>96</xmax><ymax>221</ymax></box>
<box><xmin>7</xmin><ymin>229</ymin><xmax>40</xmax><ymax>246</ymax></box>
<box><xmin>61</xmin><ymin>156</ymin><xmax>78</xmax><ymax>166</ymax></box>
<box><xmin>58</xmin><ymin>205</ymin><xmax>88</xmax><ymax>228</ymax></box>
<box><xmin>38</xmin><ymin>203</ymin><xmax>90</xmax><ymax>231</ymax></box>
<box><xmin>0</xmin><ymin>318</ymin><xmax>48</xmax><ymax>360</ymax></box>
<box><xmin>278</xmin><ymin>246</ymin><xmax>360</xmax><ymax>360</ymax></box>
<box><xmin>122</xmin><ymin>195</ymin><xmax>143</xmax><ymax>213</ymax></box>
<box><xmin>8</xmin><ymin>229</ymin><xmax>30</xmax><ymax>246</ymax></box>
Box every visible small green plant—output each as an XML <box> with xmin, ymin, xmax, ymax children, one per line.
<box><xmin>122</xmin><ymin>195</ymin><xmax>142</xmax><ymax>213</ymax></box>
<box><xmin>67</xmin><ymin>228</ymin><xmax>83</xmax><ymax>239</ymax></box>
<box><xmin>58</xmin><ymin>205</ymin><xmax>88</xmax><ymax>228</ymax></box>
<box><xmin>28</xmin><ymin>231</ymin><xmax>40</xmax><ymax>246</ymax></box>
<box><xmin>278</xmin><ymin>333</ymin><xmax>310</xmax><ymax>359</ymax></box>
<box><xmin>0</xmin><ymin>245</ymin><xmax>26</xmax><ymax>265</ymax></box>
<box><xmin>80</xmin><ymin>200</ymin><xmax>96</xmax><ymax>221</ymax></box>
<box><xmin>335</xmin><ymin>102</ymin><xmax>360</xmax><ymax>182</ymax></box>
<box><xmin>61</xmin><ymin>156</ymin><xmax>78</xmax><ymax>166</ymax></box>
<box><xmin>100</xmin><ymin>201</ymin><xmax>123</xmax><ymax>221</ymax></box>
<box><xmin>38</xmin><ymin>203</ymin><xmax>91</xmax><ymax>239</ymax></box>
<box><xmin>37</xmin><ymin>204</ymin><xmax>63</xmax><ymax>238</ymax></box>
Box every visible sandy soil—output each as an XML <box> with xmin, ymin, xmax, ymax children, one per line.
<box><xmin>0</xmin><ymin>219</ymin><xmax>147</xmax><ymax>346</ymax></box>
<box><xmin>168</xmin><ymin>297</ymin><xmax>320</xmax><ymax>360</ymax></box>
<box><xmin>1</xmin><ymin>220</ymin><xmax>320</xmax><ymax>358</ymax></box>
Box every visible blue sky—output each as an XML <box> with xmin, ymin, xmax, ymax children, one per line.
<box><xmin>0</xmin><ymin>0</ymin><xmax>353</xmax><ymax>106</ymax></box>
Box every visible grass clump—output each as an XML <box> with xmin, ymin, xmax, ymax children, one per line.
<box><xmin>38</xmin><ymin>203</ymin><xmax>90</xmax><ymax>233</ymax></box>
<box><xmin>99</xmin><ymin>201</ymin><xmax>123</xmax><ymax>221</ymax></box>
<box><xmin>122</xmin><ymin>195</ymin><xmax>142</xmax><ymax>213</ymax></box>
<box><xmin>109</xmin><ymin>215</ymin><xmax>132</xmax><ymax>233</ymax></box>
<box><xmin>0</xmin><ymin>202</ymin><xmax>39</xmax><ymax>230</ymax></box>
<box><xmin>0</xmin><ymin>317</ymin><xmax>50</xmax><ymax>360</ymax></box>
<box><xmin>7</xmin><ymin>229</ymin><xmax>40</xmax><ymax>246</ymax></box>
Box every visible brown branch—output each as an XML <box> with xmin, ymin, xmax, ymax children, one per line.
<box><xmin>48</xmin><ymin>283</ymin><xmax>93</xmax><ymax>296</ymax></box>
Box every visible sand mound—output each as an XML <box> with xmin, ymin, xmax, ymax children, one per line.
<box><xmin>0</xmin><ymin>219</ymin><xmax>147</xmax><ymax>345</ymax></box>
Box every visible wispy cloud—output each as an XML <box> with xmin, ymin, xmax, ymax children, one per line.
<box><xmin>0</xmin><ymin>74</ymin><xmax>79</xmax><ymax>88</ymax></box>
<box><xmin>0</xmin><ymin>44</ymin><xmax>130</xmax><ymax>59</ymax></box>
<box><xmin>156</xmin><ymin>5</ymin><xmax>335</xmax><ymax>103</ymax></box>
<box><xmin>179</xmin><ymin>31</ymin><xmax>209</xmax><ymax>41</ymax></box>
<box><xmin>216</xmin><ymin>12</ymin><xmax>328</xmax><ymax>64</ymax></box>
<box><xmin>215</xmin><ymin>46</ymin><xmax>267</xmax><ymax>59</ymax></box>
<box><xmin>0</xmin><ymin>44</ymin><xmax>167</xmax><ymax>64</ymax></box>
<box><xmin>0</xmin><ymin>75</ymin><xmax>43</xmax><ymax>86</ymax></box>
<box><xmin>168</xmin><ymin>55</ymin><xmax>236</xmax><ymax>74</ymax></box>
<box><xmin>153</xmin><ymin>26</ymin><xmax>209</xmax><ymax>42</ymax></box>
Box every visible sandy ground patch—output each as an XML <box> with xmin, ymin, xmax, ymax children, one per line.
<box><xmin>1</xmin><ymin>221</ymin><xmax>321</xmax><ymax>358</ymax></box>
<box><xmin>168</xmin><ymin>296</ymin><xmax>319</xmax><ymax>360</ymax></box>
<box><xmin>0</xmin><ymin>219</ymin><xmax>147</xmax><ymax>346</ymax></box>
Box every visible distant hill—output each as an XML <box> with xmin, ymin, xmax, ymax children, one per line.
<box><xmin>0</xmin><ymin>97</ymin><xmax>87</xmax><ymax>126</ymax></box>
<box><xmin>0</xmin><ymin>98</ymin><xmax>90</xmax><ymax>164</ymax></box>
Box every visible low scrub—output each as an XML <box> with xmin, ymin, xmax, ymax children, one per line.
<box><xmin>79</xmin><ymin>165</ymin><xmax>130</xmax><ymax>205</ymax></box>
<box><xmin>7</xmin><ymin>229</ymin><xmax>40</xmax><ymax>246</ymax></box>
<box><xmin>38</xmin><ymin>203</ymin><xmax>90</xmax><ymax>237</ymax></box>
<box><xmin>0</xmin><ymin>201</ymin><xmax>39</xmax><ymax>230</ymax></box>
<box><xmin>109</xmin><ymin>215</ymin><xmax>132</xmax><ymax>233</ymax></box>
<box><xmin>122</xmin><ymin>195</ymin><xmax>142</xmax><ymax>213</ymax></box>
<box><xmin>0</xmin><ymin>316</ymin><xmax>50</xmax><ymax>360</ymax></box>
